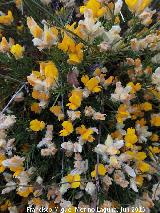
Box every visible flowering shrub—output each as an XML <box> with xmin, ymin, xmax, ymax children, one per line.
<box><xmin>0</xmin><ymin>0</ymin><xmax>160</xmax><ymax>212</ymax></box>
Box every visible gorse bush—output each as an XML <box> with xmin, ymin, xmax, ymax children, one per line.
<box><xmin>0</xmin><ymin>0</ymin><xmax>160</xmax><ymax>212</ymax></box>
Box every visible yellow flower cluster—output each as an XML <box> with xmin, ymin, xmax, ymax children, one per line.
<box><xmin>58</xmin><ymin>23</ymin><xmax>83</xmax><ymax>64</ymax></box>
<box><xmin>0</xmin><ymin>37</ymin><xmax>24</xmax><ymax>59</ymax></box>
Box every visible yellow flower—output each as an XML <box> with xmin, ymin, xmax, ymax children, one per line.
<box><xmin>50</xmin><ymin>105</ymin><xmax>61</xmax><ymax>114</ymax></box>
<box><xmin>0</xmin><ymin>200</ymin><xmax>11</xmax><ymax>212</ymax></box>
<box><xmin>2</xmin><ymin>156</ymin><xmax>24</xmax><ymax>177</ymax></box>
<box><xmin>32</xmin><ymin>198</ymin><xmax>43</xmax><ymax>206</ymax></box>
<box><xmin>76</xmin><ymin>125</ymin><xmax>94</xmax><ymax>142</ymax></box>
<box><xmin>151</xmin><ymin>115</ymin><xmax>160</xmax><ymax>126</ymax></box>
<box><xmin>10</xmin><ymin>44</ymin><xmax>24</xmax><ymax>59</ymax></box>
<box><xmin>58</xmin><ymin>24</ymin><xmax>83</xmax><ymax>64</ymax></box>
<box><xmin>15</xmin><ymin>0</ymin><xmax>22</xmax><ymax>9</ymax></box>
<box><xmin>130</xmin><ymin>104</ymin><xmax>143</xmax><ymax>120</ymax></box>
<box><xmin>150</xmin><ymin>134</ymin><xmax>159</xmax><ymax>142</ymax></box>
<box><xmin>136</xmin><ymin>118</ymin><xmax>146</xmax><ymax>127</ymax></box>
<box><xmin>58</xmin><ymin>32</ymin><xmax>74</xmax><ymax>53</ymax></box>
<box><xmin>81</xmin><ymin>75</ymin><xmax>101</xmax><ymax>93</ymax></box>
<box><xmin>0</xmin><ymin>37</ymin><xmax>8</xmax><ymax>52</ymax></box>
<box><xmin>127</xmin><ymin>82</ymin><xmax>141</xmax><ymax>94</ymax></box>
<box><xmin>65</xmin><ymin>174</ymin><xmax>80</xmax><ymax>188</ymax></box>
<box><xmin>0</xmin><ymin>10</ymin><xmax>13</xmax><ymax>25</ymax></box>
<box><xmin>116</xmin><ymin>104</ymin><xmax>130</xmax><ymax>124</ymax></box>
<box><xmin>0</xmin><ymin>37</ymin><xmax>14</xmax><ymax>53</ymax></box>
<box><xmin>114</xmin><ymin>16</ymin><xmax>120</xmax><ymax>24</ymax></box>
<box><xmin>125</xmin><ymin>0</ymin><xmax>152</xmax><ymax>13</ymax></box>
<box><xmin>91</xmin><ymin>164</ymin><xmax>107</xmax><ymax>177</ymax></box>
<box><xmin>27</xmin><ymin>17</ymin><xmax>43</xmax><ymax>38</ymax></box>
<box><xmin>50</xmin><ymin>105</ymin><xmax>64</xmax><ymax>120</ymax></box>
<box><xmin>125</xmin><ymin>128</ymin><xmax>138</xmax><ymax>148</ymax></box>
<box><xmin>12</xmin><ymin>166</ymin><xmax>24</xmax><ymax>177</ymax></box>
<box><xmin>44</xmin><ymin>62</ymin><xmax>59</xmax><ymax>87</ymax></box>
<box><xmin>80</xmin><ymin>0</ymin><xmax>106</xmax><ymax>18</ymax></box>
<box><xmin>149</xmin><ymin>146</ymin><xmax>160</xmax><ymax>154</ymax></box>
<box><xmin>32</xmin><ymin>90</ymin><xmax>49</xmax><ymax>101</ymax></box>
<box><xmin>111</xmin><ymin>130</ymin><xmax>123</xmax><ymax>140</ymax></box>
<box><xmin>136</xmin><ymin>161</ymin><xmax>150</xmax><ymax>173</ymax></box>
<box><xmin>31</xmin><ymin>102</ymin><xmax>41</xmax><ymax>114</ymax></box>
<box><xmin>140</xmin><ymin>102</ymin><xmax>152</xmax><ymax>111</ymax></box>
<box><xmin>0</xmin><ymin>154</ymin><xmax>6</xmax><ymax>173</ymax></box>
<box><xmin>134</xmin><ymin>152</ymin><xmax>147</xmax><ymax>161</ymax></box>
<box><xmin>136</xmin><ymin>176</ymin><xmax>144</xmax><ymax>186</ymax></box>
<box><xmin>104</xmin><ymin>76</ymin><xmax>114</xmax><ymax>86</ymax></box>
<box><xmin>30</xmin><ymin>119</ymin><xmax>45</xmax><ymax>131</ymax></box>
<box><xmin>66</xmin><ymin>89</ymin><xmax>83</xmax><ymax>110</ymax></box>
<box><xmin>59</xmin><ymin>121</ymin><xmax>73</xmax><ymax>136</ymax></box>
<box><xmin>67</xmin><ymin>95</ymin><xmax>81</xmax><ymax>110</ymax></box>
<box><xmin>17</xmin><ymin>187</ymin><xmax>33</xmax><ymax>197</ymax></box>
<box><xmin>126</xmin><ymin>151</ymin><xmax>148</xmax><ymax>168</ymax></box>
<box><xmin>68</xmin><ymin>43</ymin><xmax>84</xmax><ymax>64</ymax></box>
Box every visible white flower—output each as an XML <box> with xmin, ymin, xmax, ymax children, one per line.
<box><xmin>67</xmin><ymin>110</ymin><xmax>81</xmax><ymax>121</ymax></box>
<box><xmin>37</xmin><ymin>125</ymin><xmax>53</xmax><ymax>148</ymax></box>
<box><xmin>37</xmin><ymin>125</ymin><xmax>57</xmax><ymax>156</ymax></box>
<box><xmin>109</xmin><ymin>156</ymin><xmax>120</xmax><ymax>168</ymax></box>
<box><xmin>99</xmin><ymin>42</ymin><xmax>111</xmax><ymax>51</ymax></box>
<box><xmin>1</xmin><ymin>181</ymin><xmax>16</xmax><ymax>194</ymax></box>
<box><xmin>2</xmin><ymin>156</ymin><xmax>25</xmax><ymax>169</ymax></box>
<box><xmin>152</xmin><ymin>67</ymin><xmax>160</xmax><ymax>91</ymax></box>
<box><xmin>103</xmin><ymin>25</ymin><xmax>121</xmax><ymax>45</ymax></box>
<box><xmin>85</xmin><ymin>182</ymin><xmax>96</xmax><ymax>196</ymax></box>
<box><xmin>60</xmin><ymin>178</ymin><xmax>70</xmax><ymax>194</ymax></box>
<box><xmin>123</xmin><ymin>164</ymin><xmax>136</xmax><ymax>178</ymax></box>
<box><xmin>95</xmin><ymin>134</ymin><xmax>124</xmax><ymax>157</ymax></box>
<box><xmin>60</xmin><ymin>199</ymin><xmax>72</xmax><ymax>208</ymax></box>
<box><xmin>111</xmin><ymin>82</ymin><xmax>132</xmax><ymax>103</ymax></box>
<box><xmin>138</xmin><ymin>8</ymin><xmax>156</xmax><ymax>26</ymax></box>
<box><xmin>0</xmin><ymin>114</ymin><xmax>16</xmax><ymax>130</ymax></box>
<box><xmin>16</xmin><ymin>171</ymin><xmax>30</xmax><ymax>185</ymax></box>
<box><xmin>130</xmin><ymin>178</ymin><xmax>138</xmax><ymax>192</ymax></box>
<box><xmin>3</xmin><ymin>172</ymin><xmax>12</xmax><ymax>182</ymax></box>
<box><xmin>119</xmin><ymin>153</ymin><xmax>131</xmax><ymax>162</ymax></box>
<box><xmin>4</xmin><ymin>138</ymin><xmax>16</xmax><ymax>156</ymax></box>
<box><xmin>0</xmin><ymin>139</ymin><xmax>6</xmax><ymax>147</ymax></box>
<box><xmin>152</xmin><ymin>53</ymin><xmax>160</xmax><ymax>64</ymax></box>
<box><xmin>41</xmin><ymin>145</ymin><xmax>57</xmax><ymax>156</ymax></box>
<box><xmin>152</xmin><ymin>183</ymin><xmax>160</xmax><ymax>201</ymax></box>
<box><xmin>79</xmin><ymin>9</ymin><xmax>104</xmax><ymax>41</ymax></box>
<box><xmin>136</xmin><ymin>124</ymin><xmax>152</xmax><ymax>142</ymax></box>
<box><xmin>114</xmin><ymin>0</ymin><xmax>123</xmax><ymax>15</ymax></box>
<box><xmin>33</xmin><ymin>24</ymin><xmax>58</xmax><ymax>51</ymax></box>
<box><xmin>61</xmin><ymin>141</ymin><xmax>82</xmax><ymax>153</ymax></box>
<box><xmin>8</xmin><ymin>206</ymin><xmax>18</xmax><ymax>213</ymax></box>
<box><xmin>131</xmin><ymin>34</ymin><xmax>160</xmax><ymax>51</ymax></box>
<box><xmin>72</xmin><ymin>159</ymin><xmax>88</xmax><ymax>174</ymax></box>
<box><xmin>82</xmin><ymin>88</ymin><xmax>90</xmax><ymax>98</ymax></box>
<box><xmin>36</xmin><ymin>176</ymin><xmax>43</xmax><ymax>184</ymax></box>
